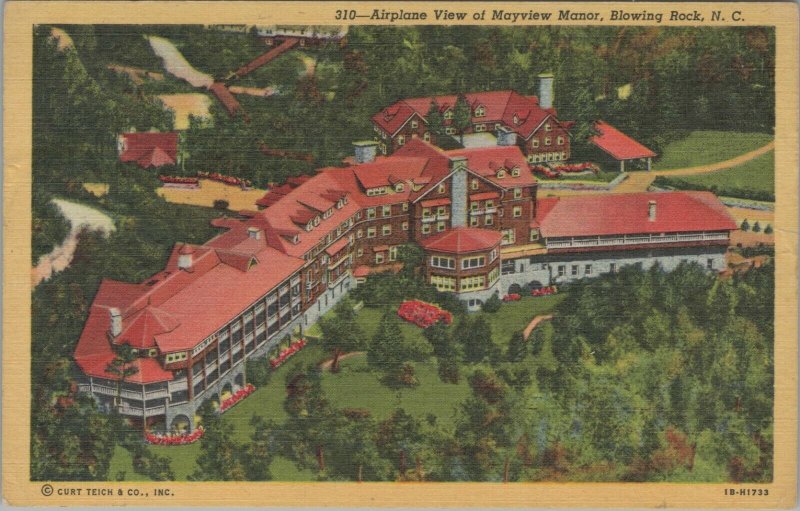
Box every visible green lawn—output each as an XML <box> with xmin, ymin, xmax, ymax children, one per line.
<box><xmin>110</xmin><ymin>294</ymin><xmax>566</xmax><ymax>481</ymax></box>
<box><xmin>558</xmin><ymin>171</ymin><xmax>620</xmax><ymax>183</ymax></box>
<box><xmin>666</xmin><ymin>150</ymin><xmax>774</xmax><ymax>196</ymax></box>
<box><xmin>653</xmin><ymin>131</ymin><xmax>773</xmax><ymax>170</ymax></box>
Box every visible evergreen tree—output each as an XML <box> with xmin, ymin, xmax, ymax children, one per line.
<box><xmin>506</xmin><ymin>331</ymin><xmax>528</xmax><ymax>362</ymax></box>
<box><xmin>452</xmin><ymin>93</ymin><xmax>472</xmax><ymax>144</ymax></box>
<box><xmin>319</xmin><ymin>298</ymin><xmax>365</xmax><ymax>372</ymax></box>
<box><xmin>244</xmin><ymin>415</ymin><xmax>275</xmax><ymax>481</ymax></box>
<box><xmin>190</xmin><ymin>404</ymin><xmax>245</xmax><ymax>481</ymax></box>
<box><xmin>425</xmin><ymin>99</ymin><xmax>445</xmax><ymax>141</ymax></box>
<box><xmin>376</xmin><ymin>409</ymin><xmax>425</xmax><ymax>480</ymax></box>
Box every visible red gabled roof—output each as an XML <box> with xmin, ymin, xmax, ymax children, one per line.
<box><xmin>446</xmin><ymin>145</ymin><xmax>537</xmax><ymax>188</ymax></box>
<box><xmin>373</xmin><ymin>91</ymin><xmax>562</xmax><ymax>140</ymax></box>
<box><xmin>421</xmin><ymin>227</ymin><xmax>502</xmax><ymax>254</ymax></box>
<box><xmin>590</xmin><ymin>121</ymin><xmax>657</xmax><ymax>160</ymax></box>
<box><xmin>115</xmin><ymin>306</ymin><xmax>180</xmax><ymax>349</ymax></box>
<box><xmin>119</xmin><ymin>132</ymin><xmax>178</xmax><ymax>168</ymax></box>
<box><xmin>536</xmin><ymin>192</ymin><xmax>737</xmax><ymax>238</ymax></box>
<box><xmin>325</xmin><ymin>236</ymin><xmax>350</xmax><ymax>257</ymax></box>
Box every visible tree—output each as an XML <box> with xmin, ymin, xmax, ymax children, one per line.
<box><xmin>426</xmin><ymin>99</ymin><xmax>445</xmax><ymax>141</ymax></box>
<box><xmin>506</xmin><ymin>331</ymin><xmax>528</xmax><ymax>362</ymax></box>
<box><xmin>319</xmin><ymin>298</ymin><xmax>365</xmax><ymax>372</ymax></box>
<box><xmin>327</xmin><ymin>410</ymin><xmax>391</xmax><ymax>481</ymax></box>
<box><xmin>105</xmin><ymin>345</ymin><xmax>139</xmax><ymax>413</ymax></box>
<box><xmin>190</xmin><ymin>403</ymin><xmax>245</xmax><ymax>481</ymax></box>
<box><xmin>243</xmin><ymin>415</ymin><xmax>275</xmax><ymax>481</ymax></box>
<box><xmin>752</xmin><ymin>221</ymin><xmax>762</xmax><ymax>233</ymax></box>
<box><xmin>376</xmin><ymin>409</ymin><xmax>425</xmax><ymax>480</ymax></box>
<box><xmin>740</xmin><ymin>219</ymin><xmax>750</xmax><ymax>231</ymax></box>
<box><xmin>460</xmin><ymin>315</ymin><xmax>496</xmax><ymax>363</ymax></box>
<box><xmin>368</xmin><ymin>310</ymin><xmax>431</xmax><ymax>386</ymax></box>
<box><xmin>452</xmin><ymin>93</ymin><xmax>472</xmax><ymax>144</ymax></box>
<box><xmin>482</xmin><ymin>294</ymin><xmax>502</xmax><ymax>313</ymax></box>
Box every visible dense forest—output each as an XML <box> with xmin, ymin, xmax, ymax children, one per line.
<box><xmin>30</xmin><ymin>25</ymin><xmax>774</xmax><ymax>482</ymax></box>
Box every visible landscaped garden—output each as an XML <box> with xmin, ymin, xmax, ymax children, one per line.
<box><xmin>652</xmin><ymin>131</ymin><xmax>773</xmax><ymax>170</ymax></box>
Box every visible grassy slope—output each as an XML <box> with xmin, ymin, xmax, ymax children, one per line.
<box><xmin>663</xmin><ymin>150</ymin><xmax>774</xmax><ymax>196</ymax></box>
<box><xmin>653</xmin><ymin>131</ymin><xmax>773</xmax><ymax>170</ymax></box>
<box><xmin>111</xmin><ymin>294</ymin><xmax>564</xmax><ymax>481</ymax></box>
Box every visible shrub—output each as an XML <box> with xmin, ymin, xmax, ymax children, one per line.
<box><xmin>752</xmin><ymin>221</ymin><xmax>762</xmax><ymax>233</ymax></box>
<box><xmin>740</xmin><ymin>219</ymin><xmax>750</xmax><ymax>231</ymax></box>
<box><xmin>764</xmin><ymin>224</ymin><xmax>773</xmax><ymax>234</ymax></box>
<box><xmin>246</xmin><ymin>358</ymin><xmax>271</xmax><ymax>387</ymax></box>
<box><xmin>213</xmin><ymin>199</ymin><xmax>230</xmax><ymax>210</ymax></box>
<box><xmin>482</xmin><ymin>294</ymin><xmax>502</xmax><ymax>313</ymax></box>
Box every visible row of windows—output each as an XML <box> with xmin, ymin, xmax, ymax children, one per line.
<box><xmin>374</xmin><ymin>246</ymin><xmax>399</xmax><ymax>264</ymax></box>
<box><xmin>461</xmin><ymin>256</ymin><xmax>486</xmax><ymax>270</ymax></box>
<box><xmin>421</xmin><ymin>221</ymin><xmax>447</xmax><ymax>235</ymax></box>
<box><xmin>528</xmin><ymin>152</ymin><xmax>567</xmax><ymax>163</ymax></box>
<box><xmin>460</xmin><ymin>275</ymin><xmax>486</xmax><ymax>292</ymax></box>
<box><xmin>469</xmin><ymin>215</ymin><xmax>494</xmax><ymax>227</ymax></box>
<box><xmin>531</xmin><ymin>135</ymin><xmax>565</xmax><ymax>148</ymax></box>
<box><xmin>165</xmin><ymin>352</ymin><xmax>188</xmax><ymax>364</ymax></box>
<box><xmin>431</xmin><ymin>256</ymin><xmax>455</xmax><ymax>269</ymax></box>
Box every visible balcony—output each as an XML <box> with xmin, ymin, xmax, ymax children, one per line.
<box><xmin>469</xmin><ymin>209</ymin><xmax>484</xmax><ymax>216</ymax></box>
<box><xmin>485</xmin><ymin>207</ymin><xmax>497</xmax><ymax>214</ymax></box>
<box><xmin>545</xmin><ymin>231</ymin><xmax>729</xmax><ymax>250</ymax></box>
<box><xmin>168</xmin><ymin>378</ymin><xmax>188</xmax><ymax>393</ymax></box>
<box><xmin>145</xmin><ymin>388</ymin><xmax>169</xmax><ymax>399</ymax></box>
<box><xmin>328</xmin><ymin>270</ymin><xmax>351</xmax><ymax>288</ymax></box>
<box><xmin>436</xmin><ymin>213</ymin><xmax>450</xmax><ymax>221</ymax></box>
<box><xmin>421</xmin><ymin>216</ymin><xmax>436</xmax><ymax>223</ymax></box>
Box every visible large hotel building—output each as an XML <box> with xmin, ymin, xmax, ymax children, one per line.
<box><xmin>75</xmin><ymin>99</ymin><xmax>738</xmax><ymax>432</ymax></box>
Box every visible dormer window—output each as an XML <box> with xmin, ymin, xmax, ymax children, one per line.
<box><xmin>438</xmin><ymin>183</ymin><xmax>446</xmax><ymax>194</ymax></box>
<box><xmin>336</xmin><ymin>199</ymin><xmax>343</xmax><ymax>209</ymax></box>
<box><xmin>444</xmin><ymin>110</ymin><xmax>453</xmax><ymax>120</ymax></box>
<box><xmin>513</xmin><ymin>114</ymin><xmax>520</xmax><ymax>125</ymax></box>
<box><xmin>293</xmin><ymin>235</ymin><xmax>300</xmax><ymax>244</ymax></box>
<box><xmin>496</xmin><ymin>169</ymin><xmax>506</xmax><ymax>179</ymax></box>
<box><xmin>475</xmin><ymin>105</ymin><xmax>486</xmax><ymax>117</ymax></box>
<box><xmin>306</xmin><ymin>223</ymin><xmax>313</xmax><ymax>231</ymax></box>
<box><xmin>511</xmin><ymin>168</ymin><xmax>520</xmax><ymax>177</ymax></box>
<box><xmin>395</xmin><ymin>183</ymin><xmax>404</xmax><ymax>192</ymax></box>
<box><xmin>313</xmin><ymin>216</ymin><xmax>320</xmax><ymax>226</ymax></box>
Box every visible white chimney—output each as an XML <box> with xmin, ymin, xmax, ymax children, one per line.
<box><xmin>648</xmin><ymin>200</ymin><xmax>657</xmax><ymax>222</ymax></box>
<box><xmin>247</xmin><ymin>227</ymin><xmax>261</xmax><ymax>240</ymax></box>
<box><xmin>109</xmin><ymin>308</ymin><xmax>122</xmax><ymax>337</ymax></box>
<box><xmin>353</xmin><ymin>140</ymin><xmax>378</xmax><ymax>164</ymax></box>
<box><xmin>538</xmin><ymin>72</ymin><xmax>554</xmax><ymax>110</ymax></box>
<box><xmin>449</xmin><ymin>156</ymin><xmax>469</xmax><ymax>228</ymax></box>
<box><xmin>178</xmin><ymin>245</ymin><xmax>194</xmax><ymax>270</ymax></box>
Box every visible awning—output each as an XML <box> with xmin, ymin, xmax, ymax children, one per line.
<box><xmin>421</xmin><ymin>197</ymin><xmax>451</xmax><ymax>208</ymax></box>
<box><xmin>470</xmin><ymin>191</ymin><xmax>500</xmax><ymax>201</ymax></box>
<box><xmin>372</xmin><ymin>245</ymin><xmax>389</xmax><ymax>252</ymax></box>
<box><xmin>325</xmin><ymin>236</ymin><xmax>351</xmax><ymax>257</ymax></box>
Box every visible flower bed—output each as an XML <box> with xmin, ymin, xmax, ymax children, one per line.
<box><xmin>531</xmin><ymin>165</ymin><xmax>561</xmax><ymax>179</ymax></box>
<box><xmin>145</xmin><ymin>426</ymin><xmax>204</xmax><ymax>445</ymax></box>
<box><xmin>552</xmin><ymin>162</ymin><xmax>600</xmax><ymax>174</ymax></box>
<box><xmin>269</xmin><ymin>339</ymin><xmax>307</xmax><ymax>369</ymax></box>
<box><xmin>218</xmin><ymin>383</ymin><xmax>256</xmax><ymax>413</ymax></box>
<box><xmin>502</xmin><ymin>293</ymin><xmax>522</xmax><ymax>302</ymax></box>
<box><xmin>397</xmin><ymin>300</ymin><xmax>452</xmax><ymax>328</ymax></box>
<box><xmin>197</xmin><ymin>171</ymin><xmax>253</xmax><ymax>188</ymax></box>
<box><xmin>531</xmin><ymin>285</ymin><xmax>558</xmax><ymax>297</ymax></box>
<box><xmin>158</xmin><ymin>175</ymin><xmax>199</xmax><ymax>185</ymax></box>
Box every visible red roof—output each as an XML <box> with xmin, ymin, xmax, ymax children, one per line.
<box><xmin>420</xmin><ymin>198</ymin><xmax>451</xmax><ymax>208</ymax></box>
<box><xmin>115</xmin><ymin>306</ymin><xmax>180</xmax><ymax>349</ymax></box>
<box><xmin>209</xmin><ymin>82</ymin><xmax>242</xmax><ymax>117</ymax></box>
<box><xmin>325</xmin><ymin>236</ymin><xmax>350</xmax><ymax>256</ymax></box>
<box><xmin>590</xmin><ymin>121</ymin><xmax>657</xmax><ymax>160</ymax></box>
<box><xmin>373</xmin><ymin>90</ymin><xmax>564</xmax><ymax>140</ymax></box>
<box><xmin>536</xmin><ymin>192</ymin><xmax>737</xmax><ymax>238</ymax></box>
<box><xmin>446</xmin><ymin>145</ymin><xmax>537</xmax><ymax>188</ymax></box>
<box><xmin>119</xmin><ymin>132</ymin><xmax>178</xmax><ymax>168</ymax></box>
<box><xmin>421</xmin><ymin>227</ymin><xmax>502</xmax><ymax>254</ymax></box>
<box><xmin>470</xmin><ymin>191</ymin><xmax>500</xmax><ymax>201</ymax></box>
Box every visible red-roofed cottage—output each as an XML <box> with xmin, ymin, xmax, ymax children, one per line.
<box><xmin>117</xmin><ymin>132</ymin><xmax>180</xmax><ymax>169</ymax></box>
<box><xmin>77</xmin><ymin>128</ymin><xmax>735</xmax><ymax>433</ymax></box>
<box><xmin>590</xmin><ymin>120</ymin><xmax>657</xmax><ymax>171</ymax></box>
<box><xmin>372</xmin><ymin>76</ymin><xmax>573</xmax><ymax>165</ymax></box>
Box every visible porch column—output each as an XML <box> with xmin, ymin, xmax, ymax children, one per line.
<box><xmin>647</xmin><ymin>157</ymin><xmax>652</xmax><ymax>171</ymax></box>
<box><xmin>620</xmin><ymin>160</ymin><xmax>625</xmax><ymax>173</ymax></box>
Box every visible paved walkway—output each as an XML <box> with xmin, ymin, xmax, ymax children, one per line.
<box><xmin>614</xmin><ymin>141</ymin><xmax>775</xmax><ymax>193</ymax></box>
<box><xmin>523</xmin><ymin>314</ymin><xmax>553</xmax><ymax>340</ymax></box>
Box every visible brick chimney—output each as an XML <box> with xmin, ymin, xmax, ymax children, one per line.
<box><xmin>538</xmin><ymin>72</ymin><xmax>554</xmax><ymax>110</ymax></box>
<box><xmin>353</xmin><ymin>141</ymin><xmax>378</xmax><ymax>164</ymax></box>
<box><xmin>449</xmin><ymin>156</ymin><xmax>469</xmax><ymax>227</ymax></box>
<box><xmin>648</xmin><ymin>200</ymin><xmax>657</xmax><ymax>222</ymax></box>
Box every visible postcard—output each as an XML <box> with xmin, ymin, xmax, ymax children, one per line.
<box><xmin>3</xmin><ymin>1</ymin><xmax>798</xmax><ymax>507</ymax></box>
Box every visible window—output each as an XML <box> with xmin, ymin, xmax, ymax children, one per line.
<box><xmin>460</xmin><ymin>275</ymin><xmax>485</xmax><ymax>292</ymax></box>
<box><xmin>367</xmin><ymin>208</ymin><xmax>376</xmax><ymax>219</ymax></box>
<box><xmin>545</xmin><ymin>123</ymin><xmax>552</xmax><ymax>132</ymax></box>
<box><xmin>367</xmin><ymin>227</ymin><xmax>376</xmax><ymax>238</ymax></box>
<box><xmin>544</xmin><ymin>137</ymin><xmax>552</xmax><ymax>146</ymax></box>
<box><xmin>444</xmin><ymin>110</ymin><xmax>453</xmax><ymax>120</ymax></box>
<box><xmin>470</xmin><ymin>216</ymin><xmax>479</xmax><ymax>227</ymax></box>
<box><xmin>422</xmin><ymin>207</ymin><xmax>432</xmax><ymax>219</ymax></box>
<box><xmin>398</xmin><ymin>135</ymin><xmax>406</xmax><ymax>146</ymax></box>
<box><xmin>422</xmin><ymin>224</ymin><xmax>431</xmax><ymax>234</ymax></box>
<box><xmin>382</xmin><ymin>205</ymin><xmax>391</xmax><ymax>217</ymax></box>
<box><xmin>471</xmin><ymin>179</ymin><xmax>479</xmax><ymax>190</ymax></box>
<box><xmin>375</xmin><ymin>253</ymin><xmax>384</xmax><ymax>264</ymax></box>
<box><xmin>571</xmin><ymin>265</ymin><xmax>578</xmax><ymax>276</ymax></box>
<box><xmin>431</xmin><ymin>256</ymin><xmax>455</xmax><ymax>269</ymax></box>
<box><xmin>402</xmin><ymin>202</ymin><xmax>409</xmax><ymax>212</ymax></box>
<box><xmin>438</xmin><ymin>183</ymin><xmax>446</xmax><ymax>194</ymax></box>
<box><xmin>475</xmin><ymin>105</ymin><xmax>486</xmax><ymax>117</ymax></box>
<box><xmin>357</xmin><ymin>248</ymin><xmax>363</xmax><ymax>257</ymax></box>
<box><xmin>585</xmin><ymin>264</ymin><xmax>592</xmax><ymax>275</ymax></box>
<box><xmin>513</xmin><ymin>206</ymin><xmax>522</xmax><ymax>218</ymax></box>
<box><xmin>382</xmin><ymin>224</ymin><xmax>392</xmax><ymax>236</ymax></box>
<box><xmin>488</xmin><ymin>266</ymin><xmax>500</xmax><ymax>284</ymax></box>
<box><xmin>411</xmin><ymin>120</ymin><xmax>418</xmax><ymax>129</ymax></box>
<box><xmin>530</xmin><ymin>229</ymin><xmax>539</xmax><ymax>241</ymax></box>
<box><xmin>470</xmin><ymin>202</ymin><xmax>479</xmax><ymax>212</ymax></box>
<box><xmin>423</xmin><ymin>132</ymin><xmax>431</xmax><ymax>142</ymax></box>
<box><xmin>436</xmin><ymin>221</ymin><xmax>446</xmax><ymax>232</ymax></box>
<box><xmin>389</xmin><ymin>246</ymin><xmax>398</xmax><ymax>261</ymax></box>
<box><xmin>402</xmin><ymin>221</ymin><xmax>409</xmax><ymax>231</ymax></box>
<box><xmin>512</xmin><ymin>168</ymin><xmax>521</xmax><ymax>177</ymax></box>
<box><xmin>431</xmin><ymin>275</ymin><xmax>456</xmax><ymax>292</ymax></box>
<box><xmin>532</xmin><ymin>138</ymin><xmax>539</xmax><ymax>148</ymax></box>
<box><xmin>490</xmin><ymin>249</ymin><xmax>498</xmax><ymax>262</ymax></box>
<box><xmin>461</xmin><ymin>256</ymin><xmax>486</xmax><ymax>270</ymax></box>
<box><xmin>395</xmin><ymin>183</ymin><xmax>404</xmax><ymax>192</ymax></box>
<box><xmin>475</xmin><ymin>124</ymin><xmax>486</xmax><ymax>132</ymax></box>
<box><xmin>501</xmin><ymin>229</ymin><xmax>516</xmax><ymax>245</ymax></box>
<box><xmin>513</xmin><ymin>188</ymin><xmax>522</xmax><ymax>199</ymax></box>
<box><xmin>557</xmin><ymin>265</ymin><xmax>566</xmax><ymax>277</ymax></box>
<box><xmin>445</xmin><ymin>127</ymin><xmax>456</xmax><ymax>135</ymax></box>
<box><xmin>485</xmin><ymin>215</ymin><xmax>493</xmax><ymax>226</ymax></box>
<box><xmin>496</xmin><ymin>169</ymin><xmax>506</xmax><ymax>178</ymax></box>
<box><xmin>557</xmin><ymin>136</ymin><xmax>565</xmax><ymax>145</ymax></box>
<box><xmin>437</xmin><ymin>206</ymin><xmax>447</xmax><ymax>217</ymax></box>
<box><xmin>486</xmin><ymin>200</ymin><xmax>494</xmax><ymax>209</ymax></box>
<box><xmin>357</xmin><ymin>229</ymin><xmax>363</xmax><ymax>239</ymax></box>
